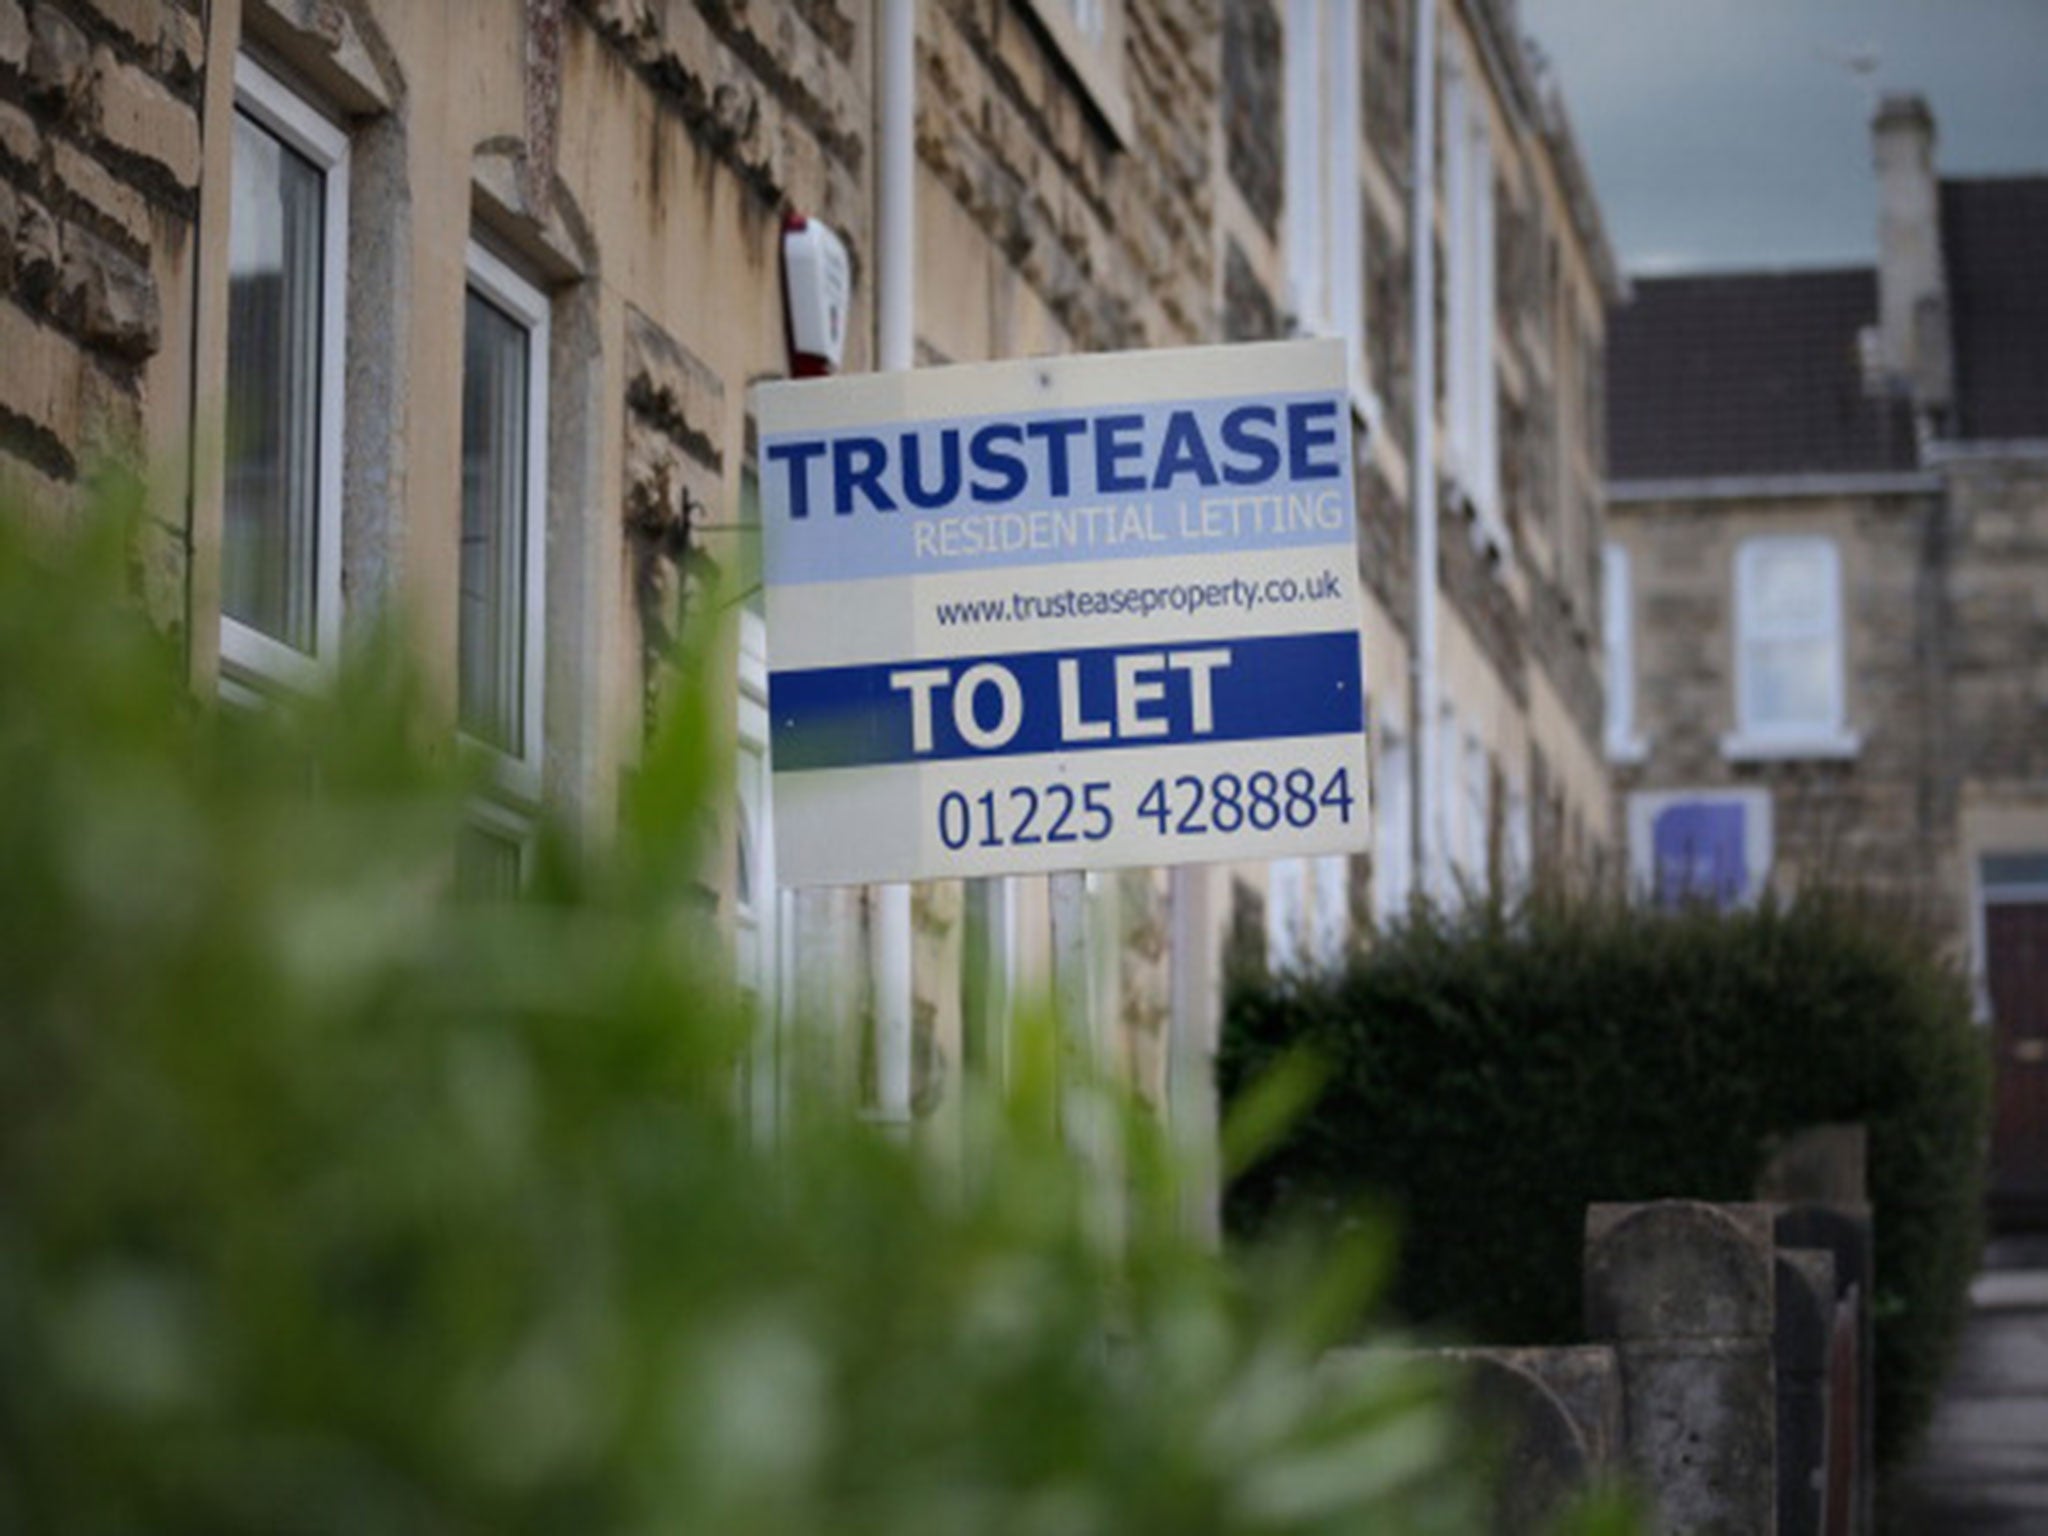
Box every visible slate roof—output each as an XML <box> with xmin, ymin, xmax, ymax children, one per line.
<box><xmin>1941</xmin><ymin>177</ymin><xmax>2048</xmax><ymax>441</ymax></box>
<box><xmin>1606</xmin><ymin>268</ymin><xmax>1919</xmax><ymax>483</ymax></box>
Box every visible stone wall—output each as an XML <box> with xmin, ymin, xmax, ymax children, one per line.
<box><xmin>0</xmin><ymin>0</ymin><xmax>202</xmax><ymax>524</ymax></box>
<box><xmin>1945</xmin><ymin>458</ymin><xmax>2048</xmax><ymax>806</ymax></box>
<box><xmin>1611</xmin><ymin>466</ymin><xmax>2048</xmax><ymax>945</ymax></box>
<box><xmin>922</xmin><ymin>0</ymin><xmax>1218</xmax><ymax>356</ymax></box>
<box><xmin>1220</xmin><ymin>0</ymin><xmax>1278</xmax><ymax>239</ymax></box>
<box><xmin>576</xmin><ymin>0</ymin><xmax>870</xmax><ymax>263</ymax></box>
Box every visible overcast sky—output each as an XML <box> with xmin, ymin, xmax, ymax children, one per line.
<box><xmin>1520</xmin><ymin>0</ymin><xmax>2048</xmax><ymax>275</ymax></box>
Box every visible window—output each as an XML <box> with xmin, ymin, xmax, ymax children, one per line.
<box><xmin>1285</xmin><ymin>0</ymin><xmax>1372</xmax><ymax>415</ymax></box>
<box><xmin>1266</xmin><ymin>856</ymin><xmax>1308</xmax><ymax>972</ymax></box>
<box><xmin>961</xmin><ymin>876</ymin><xmax>1018</xmax><ymax>1082</ymax></box>
<box><xmin>459</xmin><ymin>241</ymin><xmax>550</xmax><ymax>797</ymax></box>
<box><xmin>1461</xmin><ymin>733</ymin><xmax>1491</xmax><ymax>888</ymax></box>
<box><xmin>1627</xmin><ymin>788</ymin><xmax>1773</xmax><ymax>909</ymax></box>
<box><xmin>1603</xmin><ymin>543</ymin><xmax>1647</xmax><ymax>762</ymax></box>
<box><xmin>1503</xmin><ymin>776</ymin><xmax>1530</xmax><ymax>897</ymax></box>
<box><xmin>1021</xmin><ymin>0</ymin><xmax>1132</xmax><ymax>145</ymax></box>
<box><xmin>1431</xmin><ymin>702</ymin><xmax>1460</xmax><ymax>902</ymax></box>
<box><xmin>221</xmin><ymin>55</ymin><xmax>348</xmax><ymax>691</ymax></box>
<box><xmin>736</xmin><ymin>598</ymin><xmax>790</xmax><ymax>1130</ymax></box>
<box><xmin>1310</xmin><ymin>855</ymin><xmax>1349</xmax><ymax>963</ymax></box>
<box><xmin>1443</xmin><ymin>49</ymin><xmax>1501</xmax><ymax>548</ymax></box>
<box><xmin>1373</xmin><ymin>730</ymin><xmax>1413</xmax><ymax>924</ymax></box>
<box><xmin>1725</xmin><ymin>536</ymin><xmax>1857</xmax><ymax>759</ymax></box>
<box><xmin>456</xmin><ymin>802</ymin><xmax>533</xmax><ymax>900</ymax></box>
<box><xmin>1055</xmin><ymin>0</ymin><xmax>1107</xmax><ymax>39</ymax></box>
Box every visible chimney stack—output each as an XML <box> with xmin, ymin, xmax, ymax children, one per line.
<box><xmin>1871</xmin><ymin>93</ymin><xmax>1952</xmax><ymax>413</ymax></box>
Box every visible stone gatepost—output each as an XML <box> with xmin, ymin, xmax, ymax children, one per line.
<box><xmin>1586</xmin><ymin>1201</ymin><xmax>1778</xmax><ymax>1534</ymax></box>
<box><xmin>1772</xmin><ymin>1204</ymin><xmax>1875</xmax><ymax>1536</ymax></box>
<box><xmin>1775</xmin><ymin>1248</ymin><xmax>1837</xmax><ymax>1536</ymax></box>
<box><xmin>1325</xmin><ymin>1346</ymin><xmax>1621</xmax><ymax>1535</ymax></box>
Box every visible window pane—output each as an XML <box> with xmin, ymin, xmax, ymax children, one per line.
<box><xmin>224</xmin><ymin>111</ymin><xmax>325</xmax><ymax>652</ymax></box>
<box><xmin>739</xmin><ymin>470</ymin><xmax>763</xmax><ymax>616</ymax></box>
<box><xmin>1603</xmin><ymin>545</ymin><xmax>1632</xmax><ymax>741</ymax></box>
<box><xmin>1748</xmin><ymin>636</ymin><xmax>1833</xmax><ymax>728</ymax></box>
<box><xmin>459</xmin><ymin>290</ymin><xmax>531</xmax><ymax>754</ymax></box>
<box><xmin>1747</xmin><ymin>544</ymin><xmax>1827</xmax><ymax>631</ymax></box>
<box><xmin>456</xmin><ymin>821</ymin><xmax>524</xmax><ymax>900</ymax></box>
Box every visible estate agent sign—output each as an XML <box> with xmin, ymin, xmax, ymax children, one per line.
<box><xmin>754</xmin><ymin>339</ymin><xmax>1371</xmax><ymax>886</ymax></box>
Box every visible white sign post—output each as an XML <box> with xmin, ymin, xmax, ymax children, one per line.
<box><xmin>753</xmin><ymin>339</ymin><xmax>1372</xmax><ymax>888</ymax></box>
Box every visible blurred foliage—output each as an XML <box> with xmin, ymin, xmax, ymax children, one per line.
<box><xmin>1222</xmin><ymin>886</ymin><xmax>1990</xmax><ymax>1473</ymax></box>
<box><xmin>0</xmin><ymin>484</ymin><xmax>1635</xmax><ymax>1535</ymax></box>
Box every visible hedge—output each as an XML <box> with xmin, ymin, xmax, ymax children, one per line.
<box><xmin>0</xmin><ymin>489</ymin><xmax>1663</xmax><ymax>1535</ymax></box>
<box><xmin>1220</xmin><ymin>890</ymin><xmax>1989</xmax><ymax>1471</ymax></box>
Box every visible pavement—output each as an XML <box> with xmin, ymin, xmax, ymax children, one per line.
<box><xmin>1888</xmin><ymin>1235</ymin><xmax>2048</xmax><ymax>1534</ymax></box>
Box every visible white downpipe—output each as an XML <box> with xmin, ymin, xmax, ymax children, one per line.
<box><xmin>870</xmin><ymin>0</ymin><xmax>916</xmax><ymax>1123</ymax></box>
<box><xmin>878</xmin><ymin>0</ymin><xmax>916</xmax><ymax>375</ymax></box>
<box><xmin>1409</xmin><ymin>0</ymin><xmax>1440</xmax><ymax>901</ymax></box>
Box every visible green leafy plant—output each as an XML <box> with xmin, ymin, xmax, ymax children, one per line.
<box><xmin>0</xmin><ymin>484</ymin><xmax>1635</xmax><ymax>1534</ymax></box>
<box><xmin>1221</xmin><ymin>888</ymin><xmax>1989</xmax><ymax>1473</ymax></box>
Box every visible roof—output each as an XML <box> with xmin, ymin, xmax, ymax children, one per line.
<box><xmin>1606</xmin><ymin>268</ymin><xmax>1919</xmax><ymax>483</ymax></box>
<box><xmin>1941</xmin><ymin>177</ymin><xmax>2048</xmax><ymax>441</ymax></box>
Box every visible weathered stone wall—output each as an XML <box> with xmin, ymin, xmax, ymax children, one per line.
<box><xmin>1617</xmin><ymin>463</ymin><xmax>2048</xmax><ymax>944</ymax></box>
<box><xmin>1945</xmin><ymin>459</ymin><xmax>2048</xmax><ymax>802</ymax></box>
<box><xmin>1220</xmin><ymin>0</ymin><xmax>1278</xmax><ymax>239</ymax></box>
<box><xmin>1611</xmin><ymin>489</ymin><xmax>1962</xmax><ymax>921</ymax></box>
<box><xmin>922</xmin><ymin>0</ymin><xmax>1218</xmax><ymax>357</ymax></box>
<box><xmin>576</xmin><ymin>0</ymin><xmax>871</xmax><ymax>269</ymax></box>
<box><xmin>0</xmin><ymin>0</ymin><xmax>202</xmax><ymax>540</ymax></box>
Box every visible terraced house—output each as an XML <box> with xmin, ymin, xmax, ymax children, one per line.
<box><xmin>1607</xmin><ymin>94</ymin><xmax>2048</xmax><ymax>1223</ymax></box>
<box><xmin>0</xmin><ymin>0</ymin><xmax>1614</xmax><ymax>1186</ymax></box>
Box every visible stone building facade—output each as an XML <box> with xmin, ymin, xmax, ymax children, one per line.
<box><xmin>1607</xmin><ymin>96</ymin><xmax>2048</xmax><ymax>1221</ymax></box>
<box><xmin>0</xmin><ymin>0</ymin><xmax>1615</xmax><ymax>1191</ymax></box>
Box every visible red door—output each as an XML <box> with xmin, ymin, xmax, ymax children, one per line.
<box><xmin>1986</xmin><ymin>900</ymin><xmax>2048</xmax><ymax>1223</ymax></box>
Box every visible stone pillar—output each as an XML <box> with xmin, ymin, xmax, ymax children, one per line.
<box><xmin>1774</xmin><ymin>1248</ymin><xmax>1837</xmax><ymax>1536</ymax></box>
<box><xmin>1586</xmin><ymin>1201</ymin><xmax>1778</xmax><ymax>1535</ymax></box>
<box><xmin>1324</xmin><ymin>1345</ymin><xmax>1621</xmax><ymax>1536</ymax></box>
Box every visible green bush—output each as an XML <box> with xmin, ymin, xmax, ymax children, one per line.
<box><xmin>0</xmin><ymin>488</ymin><xmax>1639</xmax><ymax>1534</ymax></box>
<box><xmin>1221</xmin><ymin>889</ymin><xmax>1989</xmax><ymax>1471</ymax></box>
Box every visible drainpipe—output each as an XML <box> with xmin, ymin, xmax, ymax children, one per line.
<box><xmin>1408</xmin><ymin>0</ymin><xmax>1440</xmax><ymax>900</ymax></box>
<box><xmin>870</xmin><ymin>0</ymin><xmax>916</xmax><ymax>1124</ymax></box>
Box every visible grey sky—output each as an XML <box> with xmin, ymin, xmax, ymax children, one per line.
<box><xmin>1520</xmin><ymin>0</ymin><xmax>2048</xmax><ymax>274</ymax></box>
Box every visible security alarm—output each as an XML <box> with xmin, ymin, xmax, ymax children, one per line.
<box><xmin>782</xmin><ymin>212</ymin><xmax>850</xmax><ymax>377</ymax></box>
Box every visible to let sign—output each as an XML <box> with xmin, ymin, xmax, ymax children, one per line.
<box><xmin>754</xmin><ymin>339</ymin><xmax>1371</xmax><ymax>887</ymax></box>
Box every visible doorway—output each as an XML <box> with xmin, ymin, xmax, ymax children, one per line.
<box><xmin>1984</xmin><ymin>854</ymin><xmax>2048</xmax><ymax>1227</ymax></box>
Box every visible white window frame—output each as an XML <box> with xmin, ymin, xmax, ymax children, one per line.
<box><xmin>1310</xmin><ymin>854</ymin><xmax>1350</xmax><ymax>964</ymax></box>
<box><xmin>1431</xmin><ymin>703</ymin><xmax>1461</xmax><ymax>903</ymax></box>
<box><xmin>1443</xmin><ymin>48</ymin><xmax>1503</xmax><ymax>553</ymax></box>
<box><xmin>1285</xmin><ymin>0</ymin><xmax>1376</xmax><ymax>425</ymax></box>
<box><xmin>220</xmin><ymin>54</ymin><xmax>349</xmax><ymax>695</ymax></box>
<box><xmin>1603</xmin><ymin>543</ymin><xmax>1648</xmax><ymax>763</ymax></box>
<box><xmin>1266</xmin><ymin>856</ymin><xmax>1308</xmax><ymax>972</ymax></box>
<box><xmin>1461</xmin><ymin>731</ymin><xmax>1491</xmax><ymax>888</ymax></box>
<box><xmin>736</xmin><ymin>606</ymin><xmax>796</xmax><ymax>1133</ymax></box>
<box><xmin>1373</xmin><ymin>729</ymin><xmax>1413</xmax><ymax>925</ymax></box>
<box><xmin>459</xmin><ymin>797</ymin><xmax>537</xmax><ymax>895</ymax></box>
<box><xmin>1722</xmin><ymin>535</ymin><xmax>1860</xmax><ymax>761</ymax></box>
<box><xmin>459</xmin><ymin>239</ymin><xmax>551</xmax><ymax>802</ymax></box>
<box><xmin>1504</xmin><ymin>777</ymin><xmax>1531</xmax><ymax>898</ymax></box>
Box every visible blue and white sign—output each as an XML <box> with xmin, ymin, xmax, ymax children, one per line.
<box><xmin>753</xmin><ymin>340</ymin><xmax>1371</xmax><ymax>886</ymax></box>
